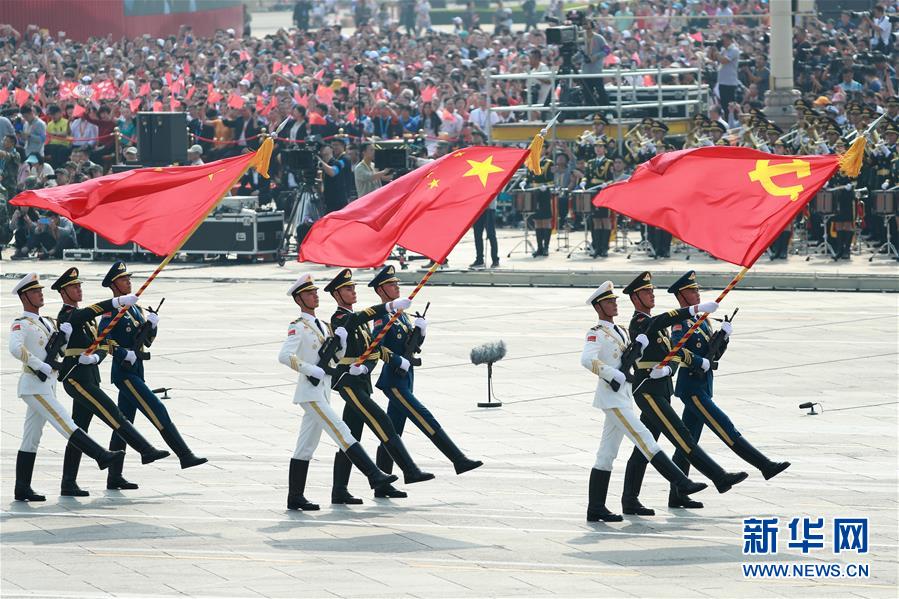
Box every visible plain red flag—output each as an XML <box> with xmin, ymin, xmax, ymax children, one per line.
<box><xmin>11</xmin><ymin>139</ymin><xmax>273</xmax><ymax>256</ymax></box>
<box><xmin>298</xmin><ymin>146</ymin><xmax>528</xmax><ymax>267</ymax></box>
<box><xmin>593</xmin><ymin>146</ymin><xmax>843</xmax><ymax>267</ymax></box>
<box><xmin>14</xmin><ymin>88</ymin><xmax>30</xmax><ymax>107</ymax></box>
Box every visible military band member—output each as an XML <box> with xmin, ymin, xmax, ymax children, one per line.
<box><xmin>50</xmin><ymin>266</ymin><xmax>170</xmax><ymax>494</ymax></box>
<box><xmin>327</xmin><ymin>268</ymin><xmax>434</xmax><ymax>505</ymax></box>
<box><xmin>527</xmin><ymin>145</ymin><xmax>555</xmax><ymax>257</ymax></box>
<box><xmin>580</xmin><ymin>281</ymin><xmax>708</xmax><ymax>522</ymax></box>
<box><xmin>666</xmin><ymin>272</ymin><xmax>790</xmax><ymax>509</ymax></box>
<box><xmin>620</xmin><ymin>271</ymin><xmax>748</xmax><ymax>515</ymax></box>
<box><xmin>584</xmin><ymin>140</ymin><xmax>613</xmax><ymax>258</ymax></box>
<box><xmin>707</xmin><ymin>121</ymin><xmax>728</xmax><ymax>146</ymax></box>
<box><xmin>278</xmin><ymin>274</ymin><xmax>397</xmax><ymax>510</ymax></box>
<box><xmin>99</xmin><ymin>261</ymin><xmax>206</xmax><ymax>489</ymax></box>
<box><xmin>8</xmin><ymin>273</ymin><xmax>124</xmax><ymax>501</ymax></box>
<box><xmin>369</xmin><ymin>266</ymin><xmax>482</xmax><ymax>498</ymax></box>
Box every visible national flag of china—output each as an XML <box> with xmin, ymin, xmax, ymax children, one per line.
<box><xmin>11</xmin><ymin>139</ymin><xmax>273</xmax><ymax>256</ymax></box>
<box><xmin>594</xmin><ymin>146</ymin><xmax>844</xmax><ymax>267</ymax></box>
<box><xmin>299</xmin><ymin>146</ymin><xmax>528</xmax><ymax>267</ymax></box>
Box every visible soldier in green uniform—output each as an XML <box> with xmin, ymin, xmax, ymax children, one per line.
<box><xmin>526</xmin><ymin>145</ymin><xmax>555</xmax><ymax>257</ymax></box>
<box><xmin>52</xmin><ymin>266</ymin><xmax>170</xmax><ymax>496</ymax></box>
<box><xmin>619</xmin><ymin>271</ymin><xmax>748</xmax><ymax>515</ymax></box>
<box><xmin>327</xmin><ymin>268</ymin><xmax>434</xmax><ymax>505</ymax></box>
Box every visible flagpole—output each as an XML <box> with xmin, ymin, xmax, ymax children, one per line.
<box><xmin>353</xmin><ymin>260</ymin><xmax>442</xmax><ymax>365</ymax></box>
<box><xmin>67</xmin><ymin>138</ymin><xmax>274</xmax><ymax>376</ymax></box>
<box><xmin>656</xmin><ymin>266</ymin><xmax>750</xmax><ymax>369</ymax></box>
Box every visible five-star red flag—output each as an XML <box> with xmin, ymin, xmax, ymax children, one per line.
<box><xmin>299</xmin><ymin>146</ymin><xmax>528</xmax><ymax>267</ymax></box>
<box><xmin>11</xmin><ymin>139</ymin><xmax>273</xmax><ymax>256</ymax></box>
<box><xmin>594</xmin><ymin>146</ymin><xmax>850</xmax><ymax>267</ymax></box>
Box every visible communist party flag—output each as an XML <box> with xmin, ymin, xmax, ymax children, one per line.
<box><xmin>299</xmin><ymin>146</ymin><xmax>528</xmax><ymax>267</ymax></box>
<box><xmin>594</xmin><ymin>145</ymin><xmax>860</xmax><ymax>266</ymax></box>
<box><xmin>11</xmin><ymin>139</ymin><xmax>273</xmax><ymax>256</ymax></box>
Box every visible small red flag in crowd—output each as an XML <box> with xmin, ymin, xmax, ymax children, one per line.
<box><xmin>14</xmin><ymin>88</ymin><xmax>30</xmax><ymax>107</ymax></box>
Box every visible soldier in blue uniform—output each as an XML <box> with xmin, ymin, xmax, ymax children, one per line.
<box><xmin>620</xmin><ymin>271</ymin><xmax>748</xmax><ymax>515</ymax></box>
<box><xmin>368</xmin><ymin>266</ymin><xmax>482</xmax><ymax>498</ymax></box>
<box><xmin>99</xmin><ymin>261</ymin><xmax>207</xmax><ymax>489</ymax></box>
<box><xmin>667</xmin><ymin>271</ymin><xmax>790</xmax><ymax>509</ymax></box>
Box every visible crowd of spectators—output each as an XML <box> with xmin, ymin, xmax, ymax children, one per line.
<box><xmin>0</xmin><ymin>1</ymin><xmax>896</xmax><ymax>261</ymax></box>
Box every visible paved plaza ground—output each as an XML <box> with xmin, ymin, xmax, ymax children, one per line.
<box><xmin>1</xmin><ymin>258</ymin><xmax>896</xmax><ymax>598</ymax></box>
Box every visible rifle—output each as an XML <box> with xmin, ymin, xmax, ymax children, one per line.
<box><xmin>607</xmin><ymin>319</ymin><xmax>651</xmax><ymax>392</ymax></box>
<box><xmin>131</xmin><ymin>298</ymin><xmax>165</xmax><ymax>362</ymax></box>
<box><xmin>395</xmin><ymin>302</ymin><xmax>430</xmax><ymax>376</ymax></box>
<box><xmin>32</xmin><ymin>330</ymin><xmax>67</xmax><ymax>382</ymax></box>
<box><xmin>691</xmin><ymin>308</ymin><xmax>738</xmax><ymax>375</ymax></box>
<box><xmin>307</xmin><ymin>333</ymin><xmax>342</xmax><ymax>387</ymax></box>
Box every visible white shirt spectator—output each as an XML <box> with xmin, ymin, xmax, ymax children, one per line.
<box><xmin>69</xmin><ymin>117</ymin><xmax>98</xmax><ymax>149</ymax></box>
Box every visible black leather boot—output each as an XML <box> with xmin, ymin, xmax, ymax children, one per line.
<box><xmin>430</xmin><ymin>428</ymin><xmax>483</xmax><ymax>475</ymax></box>
<box><xmin>597</xmin><ymin>229</ymin><xmax>610</xmax><ymax>257</ymax></box>
<box><xmin>106</xmin><ymin>430</ymin><xmax>138</xmax><ymax>490</ymax></box>
<box><xmin>114</xmin><ymin>420</ymin><xmax>170</xmax><ymax>464</ymax></box>
<box><xmin>383</xmin><ymin>435</ymin><xmax>434</xmax><ymax>484</ymax></box>
<box><xmin>344</xmin><ymin>443</ymin><xmax>399</xmax><ymax>489</ymax></box>
<box><xmin>590</xmin><ymin>229</ymin><xmax>601</xmax><ymax>258</ymax></box>
<box><xmin>14</xmin><ymin>451</ymin><xmax>45</xmax><ymax>502</ymax></box>
<box><xmin>331</xmin><ymin>451</ymin><xmax>363</xmax><ymax>504</ymax></box>
<box><xmin>587</xmin><ymin>468</ymin><xmax>623</xmax><ymax>522</ymax></box>
<box><xmin>68</xmin><ymin>429</ymin><xmax>124</xmax><ymax>470</ymax></box>
<box><xmin>287</xmin><ymin>458</ymin><xmax>319</xmax><ymax>511</ymax></box>
<box><xmin>650</xmin><ymin>451</ymin><xmax>707</xmax><ymax>500</ymax></box>
<box><xmin>159</xmin><ymin>423</ymin><xmax>207</xmax><ymax>469</ymax></box>
<box><xmin>667</xmin><ymin>452</ymin><xmax>703</xmax><ymax>508</ymax></box>
<box><xmin>687</xmin><ymin>444</ymin><xmax>748</xmax><ymax>493</ymax></box>
<box><xmin>373</xmin><ymin>444</ymin><xmax>406</xmax><ymax>498</ymax></box>
<box><xmin>621</xmin><ymin>450</ymin><xmax>654</xmax><ymax>515</ymax></box>
<box><xmin>60</xmin><ymin>442</ymin><xmax>89</xmax><ymax>497</ymax></box>
<box><xmin>731</xmin><ymin>436</ymin><xmax>791</xmax><ymax>480</ymax></box>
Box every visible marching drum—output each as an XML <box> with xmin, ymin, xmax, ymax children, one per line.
<box><xmin>514</xmin><ymin>191</ymin><xmax>536</xmax><ymax>213</ymax></box>
<box><xmin>873</xmin><ymin>191</ymin><xmax>896</xmax><ymax>215</ymax></box>
<box><xmin>813</xmin><ymin>191</ymin><xmax>834</xmax><ymax>214</ymax></box>
<box><xmin>570</xmin><ymin>190</ymin><xmax>594</xmax><ymax>213</ymax></box>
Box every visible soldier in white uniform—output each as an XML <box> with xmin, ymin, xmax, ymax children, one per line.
<box><xmin>580</xmin><ymin>281</ymin><xmax>708</xmax><ymax>521</ymax></box>
<box><xmin>8</xmin><ymin>273</ymin><xmax>125</xmax><ymax>501</ymax></box>
<box><xmin>278</xmin><ymin>273</ymin><xmax>398</xmax><ymax>511</ymax></box>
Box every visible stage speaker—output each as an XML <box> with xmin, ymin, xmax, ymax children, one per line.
<box><xmin>137</xmin><ymin>112</ymin><xmax>188</xmax><ymax>166</ymax></box>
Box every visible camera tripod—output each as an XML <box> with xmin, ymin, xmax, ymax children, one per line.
<box><xmin>277</xmin><ymin>179</ymin><xmax>321</xmax><ymax>266</ymax></box>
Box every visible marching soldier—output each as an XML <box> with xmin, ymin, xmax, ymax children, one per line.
<box><xmin>50</xmin><ymin>266</ymin><xmax>170</xmax><ymax>495</ymax></box>
<box><xmin>327</xmin><ymin>268</ymin><xmax>434</xmax><ymax>505</ymax></box>
<box><xmin>99</xmin><ymin>261</ymin><xmax>207</xmax><ymax>489</ymax></box>
<box><xmin>278</xmin><ymin>274</ymin><xmax>397</xmax><ymax>510</ymax></box>
<box><xmin>580</xmin><ymin>281</ymin><xmax>707</xmax><ymax>522</ymax></box>
<box><xmin>369</xmin><ymin>266</ymin><xmax>482</xmax><ymax>498</ymax></box>
<box><xmin>527</xmin><ymin>145</ymin><xmax>555</xmax><ymax>257</ymax></box>
<box><xmin>8</xmin><ymin>273</ymin><xmax>124</xmax><ymax>501</ymax></box>
<box><xmin>584</xmin><ymin>140</ymin><xmax>613</xmax><ymax>258</ymax></box>
<box><xmin>666</xmin><ymin>272</ymin><xmax>790</xmax><ymax>509</ymax></box>
<box><xmin>620</xmin><ymin>271</ymin><xmax>748</xmax><ymax>515</ymax></box>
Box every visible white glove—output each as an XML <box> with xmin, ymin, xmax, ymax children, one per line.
<box><xmin>348</xmin><ymin>363</ymin><xmax>369</xmax><ymax>376</ymax></box>
<box><xmin>389</xmin><ymin>297</ymin><xmax>412</xmax><ymax>312</ymax></box>
<box><xmin>609</xmin><ymin>368</ymin><xmax>626</xmax><ymax>388</ymax></box>
<box><xmin>59</xmin><ymin>322</ymin><xmax>73</xmax><ymax>340</ymax></box>
<box><xmin>307</xmin><ymin>365</ymin><xmax>326</xmax><ymax>381</ymax></box>
<box><xmin>113</xmin><ymin>293</ymin><xmax>139</xmax><ymax>309</ymax></box>
<box><xmin>146</xmin><ymin>312</ymin><xmax>160</xmax><ymax>328</ymax></box>
<box><xmin>414</xmin><ymin>317</ymin><xmax>427</xmax><ymax>336</ymax></box>
<box><xmin>37</xmin><ymin>362</ymin><xmax>54</xmax><ymax>378</ymax></box>
<box><xmin>635</xmin><ymin>333</ymin><xmax>649</xmax><ymax>351</ymax></box>
<box><xmin>882</xmin><ymin>181</ymin><xmax>890</xmax><ymax>190</ymax></box>
<box><xmin>720</xmin><ymin>321</ymin><xmax>733</xmax><ymax>337</ymax></box>
<box><xmin>78</xmin><ymin>353</ymin><xmax>100</xmax><ymax>365</ymax></box>
<box><xmin>398</xmin><ymin>356</ymin><xmax>410</xmax><ymax>372</ymax></box>
<box><xmin>649</xmin><ymin>365</ymin><xmax>672</xmax><ymax>379</ymax></box>
<box><xmin>700</xmin><ymin>358</ymin><xmax>711</xmax><ymax>372</ymax></box>
<box><xmin>124</xmin><ymin>350</ymin><xmax>137</xmax><ymax>365</ymax></box>
<box><xmin>690</xmin><ymin>301</ymin><xmax>719</xmax><ymax>316</ymax></box>
<box><xmin>334</xmin><ymin>326</ymin><xmax>348</xmax><ymax>349</ymax></box>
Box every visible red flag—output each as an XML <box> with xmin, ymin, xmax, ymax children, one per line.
<box><xmin>299</xmin><ymin>146</ymin><xmax>528</xmax><ymax>266</ymax></box>
<box><xmin>59</xmin><ymin>81</ymin><xmax>76</xmax><ymax>100</ymax></box>
<box><xmin>165</xmin><ymin>72</ymin><xmax>173</xmax><ymax>87</ymax></box>
<box><xmin>138</xmin><ymin>82</ymin><xmax>151</xmax><ymax>97</ymax></box>
<box><xmin>255</xmin><ymin>95</ymin><xmax>265</xmax><ymax>113</ymax></box>
<box><xmin>72</xmin><ymin>104</ymin><xmax>86</xmax><ymax>118</ymax></box>
<box><xmin>313</xmin><ymin>68</ymin><xmax>324</xmax><ymax>80</ymax></box>
<box><xmin>0</xmin><ymin>87</ymin><xmax>8</xmax><ymax>105</ymax></box>
<box><xmin>186</xmin><ymin>85</ymin><xmax>196</xmax><ymax>100</ymax></box>
<box><xmin>227</xmin><ymin>93</ymin><xmax>245</xmax><ymax>109</ymax></box>
<box><xmin>307</xmin><ymin>112</ymin><xmax>326</xmax><ymax>126</ymax></box>
<box><xmin>14</xmin><ymin>88</ymin><xmax>30</xmax><ymax>107</ymax></box>
<box><xmin>315</xmin><ymin>84</ymin><xmax>334</xmax><ymax>105</ymax></box>
<box><xmin>421</xmin><ymin>85</ymin><xmax>437</xmax><ymax>102</ymax></box>
<box><xmin>120</xmin><ymin>81</ymin><xmax>131</xmax><ymax>99</ymax></box>
<box><xmin>294</xmin><ymin>91</ymin><xmax>308</xmax><ymax>107</ymax></box>
<box><xmin>291</xmin><ymin>64</ymin><xmax>304</xmax><ymax>76</ymax></box>
<box><xmin>273</xmin><ymin>61</ymin><xmax>282</xmax><ymax>74</ymax></box>
<box><xmin>11</xmin><ymin>140</ymin><xmax>274</xmax><ymax>256</ymax></box>
<box><xmin>346</xmin><ymin>108</ymin><xmax>356</xmax><ymax>123</ymax></box>
<box><xmin>171</xmin><ymin>77</ymin><xmax>184</xmax><ymax>95</ymax></box>
<box><xmin>170</xmin><ymin>97</ymin><xmax>181</xmax><ymax>111</ymax></box>
<box><xmin>152</xmin><ymin>100</ymin><xmax>163</xmax><ymax>112</ymax></box>
<box><xmin>243</xmin><ymin>71</ymin><xmax>254</xmax><ymax>82</ymax></box>
<box><xmin>37</xmin><ymin>73</ymin><xmax>46</xmax><ymax>88</ymax></box>
<box><xmin>183</xmin><ymin>60</ymin><xmax>191</xmax><ymax>78</ymax></box>
<box><xmin>207</xmin><ymin>89</ymin><xmax>223</xmax><ymax>104</ymax></box>
<box><xmin>129</xmin><ymin>98</ymin><xmax>142</xmax><ymax>113</ymax></box>
<box><xmin>594</xmin><ymin>147</ymin><xmax>844</xmax><ymax>267</ymax></box>
<box><xmin>239</xmin><ymin>50</ymin><xmax>250</xmax><ymax>62</ymax></box>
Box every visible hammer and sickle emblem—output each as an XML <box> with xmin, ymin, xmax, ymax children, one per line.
<box><xmin>748</xmin><ymin>159</ymin><xmax>811</xmax><ymax>201</ymax></box>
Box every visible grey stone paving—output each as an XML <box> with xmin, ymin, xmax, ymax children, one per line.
<box><xmin>1</xmin><ymin>270</ymin><xmax>896</xmax><ymax>598</ymax></box>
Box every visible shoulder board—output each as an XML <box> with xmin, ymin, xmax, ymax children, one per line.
<box><xmin>590</xmin><ymin>324</ymin><xmax>601</xmax><ymax>331</ymax></box>
<box><xmin>290</xmin><ymin>317</ymin><xmax>301</xmax><ymax>324</ymax></box>
<box><xmin>666</xmin><ymin>309</ymin><xmax>679</xmax><ymax>317</ymax></box>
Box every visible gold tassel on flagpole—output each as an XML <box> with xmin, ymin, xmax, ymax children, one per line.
<box><xmin>525</xmin><ymin>133</ymin><xmax>544</xmax><ymax>174</ymax></box>
<box><xmin>837</xmin><ymin>136</ymin><xmax>866</xmax><ymax>178</ymax></box>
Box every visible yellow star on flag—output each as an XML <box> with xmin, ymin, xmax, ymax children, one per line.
<box><xmin>453</xmin><ymin>151</ymin><xmax>465</xmax><ymax>157</ymax></box>
<box><xmin>428</xmin><ymin>178</ymin><xmax>439</xmax><ymax>189</ymax></box>
<box><xmin>462</xmin><ymin>155</ymin><xmax>504</xmax><ymax>187</ymax></box>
